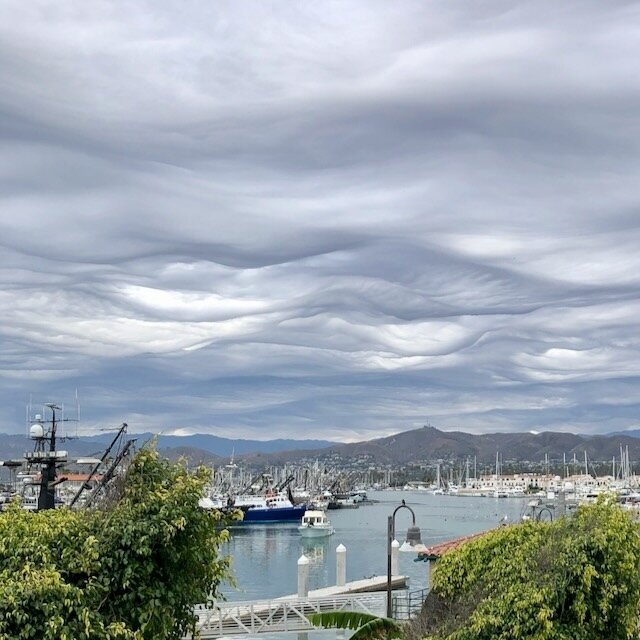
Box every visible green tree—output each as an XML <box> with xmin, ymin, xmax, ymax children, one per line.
<box><xmin>413</xmin><ymin>500</ymin><xmax>640</xmax><ymax>640</ymax></box>
<box><xmin>0</xmin><ymin>448</ymin><xmax>235</xmax><ymax>639</ymax></box>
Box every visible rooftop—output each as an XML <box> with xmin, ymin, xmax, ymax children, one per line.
<box><xmin>416</xmin><ymin>529</ymin><xmax>495</xmax><ymax>561</ymax></box>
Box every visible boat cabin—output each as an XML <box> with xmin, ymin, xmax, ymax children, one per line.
<box><xmin>301</xmin><ymin>510</ymin><xmax>328</xmax><ymax>526</ymax></box>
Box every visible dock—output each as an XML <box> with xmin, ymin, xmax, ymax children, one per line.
<box><xmin>190</xmin><ymin>576</ymin><xmax>408</xmax><ymax>638</ymax></box>
<box><xmin>278</xmin><ymin>574</ymin><xmax>408</xmax><ymax>598</ymax></box>
<box><xmin>192</xmin><ymin>592</ymin><xmax>385</xmax><ymax>638</ymax></box>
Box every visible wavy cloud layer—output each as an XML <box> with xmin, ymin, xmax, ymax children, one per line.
<box><xmin>1</xmin><ymin>1</ymin><xmax>639</xmax><ymax>439</ymax></box>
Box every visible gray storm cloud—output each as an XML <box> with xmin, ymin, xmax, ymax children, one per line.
<box><xmin>1</xmin><ymin>0</ymin><xmax>639</xmax><ymax>439</ymax></box>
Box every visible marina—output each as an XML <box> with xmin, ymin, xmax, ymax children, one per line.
<box><xmin>219</xmin><ymin>491</ymin><xmax>531</xmax><ymax>603</ymax></box>
<box><xmin>3</xmin><ymin>405</ymin><xmax>640</xmax><ymax>640</ymax></box>
<box><xmin>188</xmin><ymin>491</ymin><xmax>533</xmax><ymax>639</ymax></box>
<box><xmin>4</xmin><ymin>406</ymin><xmax>640</xmax><ymax>518</ymax></box>
<box><xmin>2</xmin><ymin>414</ymin><xmax>640</xmax><ymax>640</ymax></box>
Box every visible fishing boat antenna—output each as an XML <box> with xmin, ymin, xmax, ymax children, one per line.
<box><xmin>24</xmin><ymin>397</ymin><xmax>81</xmax><ymax>510</ymax></box>
<box><xmin>24</xmin><ymin>403</ymin><xmax>67</xmax><ymax>510</ymax></box>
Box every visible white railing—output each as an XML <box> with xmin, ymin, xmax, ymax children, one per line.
<box><xmin>191</xmin><ymin>593</ymin><xmax>386</xmax><ymax>638</ymax></box>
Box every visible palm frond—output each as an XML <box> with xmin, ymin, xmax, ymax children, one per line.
<box><xmin>352</xmin><ymin>616</ymin><xmax>404</xmax><ymax>640</ymax></box>
<box><xmin>308</xmin><ymin>611</ymin><xmax>404</xmax><ymax>640</ymax></box>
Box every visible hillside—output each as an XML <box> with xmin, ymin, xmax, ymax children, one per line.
<box><xmin>4</xmin><ymin>426</ymin><xmax>640</xmax><ymax>468</ymax></box>
<box><xmin>0</xmin><ymin>431</ymin><xmax>334</xmax><ymax>463</ymax></box>
<box><xmin>243</xmin><ymin>426</ymin><xmax>640</xmax><ymax>465</ymax></box>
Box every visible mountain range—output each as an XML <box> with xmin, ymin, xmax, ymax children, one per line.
<box><xmin>3</xmin><ymin>425</ymin><xmax>640</xmax><ymax>467</ymax></box>
<box><xmin>233</xmin><ymin>426</ymin><xmax>640</xmax><ymax>466</ymax></box>
<box><xmin>0</xmin><ymin>432</ymin><xmax>334</xmax><ymax>463</ymax></box>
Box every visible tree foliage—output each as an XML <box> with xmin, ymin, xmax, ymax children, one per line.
<box><xmin>0</xmin><ymin>448</ymin><xmax>235</xmax><ymax>639</ymax></box>
<box><xmin>415</xmin><ymin>500</ymin><xmax>640</xmax><ymax>640</ymax></box>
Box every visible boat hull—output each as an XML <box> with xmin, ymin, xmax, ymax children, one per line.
<box><xmin>298</xmin><ymin>525</ymin><xmax>335</xmax><ymax>538</ymax></box>
<box><xmin>242</xmin><ymin>504</ymin><xmax>307</xmax><ymax>523</ymax></box>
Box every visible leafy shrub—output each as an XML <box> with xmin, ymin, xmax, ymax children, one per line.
<box><xmin>415</xmin><ymin>500</ymin><xmax>640</xmax><ymax>640</ymax></box>
<box><xmin>0</xmin><ymin>448</ymin><xmax>234</xmax><ymax>639</ymax></box>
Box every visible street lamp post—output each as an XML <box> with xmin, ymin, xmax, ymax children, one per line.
<box><xmin>386</xmin><ymin>500</ymin><xmax>422</xmax><ymax>618</ymax></box>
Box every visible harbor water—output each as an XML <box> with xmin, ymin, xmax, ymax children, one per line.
<box><xmin>221</xmin><ymin>490</ymin><xmax>531</xmax><ymax>602</ymax></box>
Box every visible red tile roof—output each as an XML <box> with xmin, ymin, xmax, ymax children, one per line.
<box><xmin>63</xmin><ymin>473</ymin><xmax>102</xmax><ymax>482</ymax></box>
<box><xmin>417</xmin><ymin>529</ymin><xmax>495</xmax><ymax>560</ymax></box>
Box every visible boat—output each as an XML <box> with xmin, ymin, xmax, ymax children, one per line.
<box><xmin>327</xmin><ymin>494</ymin><xmax>359</xmax><ymax>509</ymax></box>
<box><xmin>431</xmin><ymin>463</ymin><xmax>447</xmax><ymax>494</ymax></box>
<box><xmin>298</xmin><ymin>510</ymin><xmax>335</xmax><ymax>538</ymax></box>
<box><xmin>241</xmin><ymin>492</ymin><xmax>307</xmax><ymax>523</ymax></box>
<box><xmin>493</xmin><ymin>452</ymin><xmax>507</xmax><ymax>498</ymax></box>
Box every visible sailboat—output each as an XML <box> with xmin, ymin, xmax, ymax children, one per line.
<box><xmin>493</xmin><ymin>452</ymin><xmax>508</xmax><ymax>498</ymax></box>
<box><xmin>432</xmin><ymin>463</ymin><xmax>445</xmax><ymax>494</ymax></box>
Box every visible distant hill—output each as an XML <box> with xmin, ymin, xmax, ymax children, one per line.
<box><xmin>243</xmin><ymin>426</ymin><xmax>640</xmax><ymax>465</ymax></box>
<box><xmin>158</xmin><ymin>446</ymin><xmax>224</xmax><ymax>465</ymax></box>
<box><xmin>5</xmin><ymin>426</ymin><xmax>640</xmax><ymax>468</ymax></box>
<box><xmin>610</xmin><ymin>429</ymin><xmax>640</xmax><ymax>439</ymax></box>
<box><xmin>0</xmin><ymin>431</ymin><xmax>335</xmax><ymax>462</ymax></box>
<box><xmin>149</xmin><ymin>433</ymin><xmax>334</xmax><ymax>456</ymax></box>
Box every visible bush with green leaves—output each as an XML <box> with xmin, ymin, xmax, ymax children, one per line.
<box><xmin>0</xmin><ymin>448</ymin><xmax>235</xmax><ymax>639</ymax></box>
<box><xmin>416</xmin><ymin>499</ymin><xmax>640</xmax><ymax>640</ymax></box>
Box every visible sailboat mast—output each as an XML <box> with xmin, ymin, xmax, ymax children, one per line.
<box><xmin>584</xmin><ymin>450</ymin><xmax>589</xmax><ymax>477</ymax></box>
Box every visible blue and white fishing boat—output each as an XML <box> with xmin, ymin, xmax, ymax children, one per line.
<box><xmin>241</xmin><ymin>491</ymin><xmax>307</xmax><ymax>523</ymax></box>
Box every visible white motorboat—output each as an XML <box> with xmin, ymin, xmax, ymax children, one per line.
<box><xmin>298</xmin><ymin>510</ymin><xmax>335</xmax><ymax>538</ymax></box>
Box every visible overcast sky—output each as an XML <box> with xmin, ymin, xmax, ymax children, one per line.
<box><xmin>1</xmin><ymin>1</ymin><xmax>639</xmax><ymax>441</ymax></box>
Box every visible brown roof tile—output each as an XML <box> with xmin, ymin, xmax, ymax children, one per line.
<box><xmin>417</xmin><ymin>529</ymin><xmax>495</xmax><ymax>560</ymax></box>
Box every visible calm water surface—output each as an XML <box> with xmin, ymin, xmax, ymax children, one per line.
<box><xmin>220</xmin><ymin>490</ymin><xmax>530</xmax><ymax>601</ymax></box>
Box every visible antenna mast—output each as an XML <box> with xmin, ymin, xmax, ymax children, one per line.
<box><xmin>24</xmin><ymin>400</ymin><xmax>78</xmax><ymax>510</ymax></box>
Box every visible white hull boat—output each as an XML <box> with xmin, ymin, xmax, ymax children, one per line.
<box><xmin>298</xmin><ymin>510</ymin><xmax>335</xmax><ymax>538</ymax></box>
